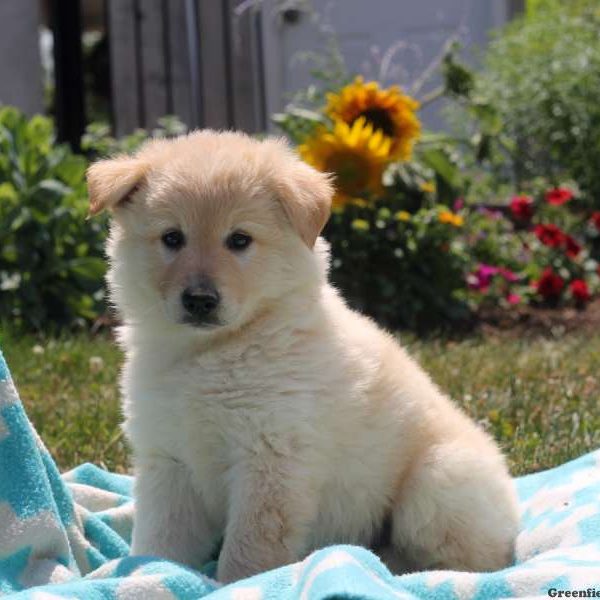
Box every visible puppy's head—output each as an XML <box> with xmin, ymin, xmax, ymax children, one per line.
<box><xmin>87</xmin><ymin>131</ymin><xmax>333</xmax><ymax>334</ymax></box>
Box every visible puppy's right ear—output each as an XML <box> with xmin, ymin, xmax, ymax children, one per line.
<box><xmin>86</xmin><ymin>156</ymin><xmax>147</xmax><ymax>216</ymax></box>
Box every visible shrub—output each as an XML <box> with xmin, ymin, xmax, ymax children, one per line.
<box><xmin>464</xmin><ymin>184</ymin><xmax>600</xmax><ymax>310</ymax></box>
<box><xmin>326</xmin><ymin>202</ymin><xmax>469</xmax><ymax>331</ymax></box>
<box><xmin>459</xmin><ymin>2</ymin><xmax>600</xmax><ymax>206</ymax></box>
<box><xmin>81</xmin><ymin>116</ymin><xmax>187</xmax><ymax>159</ymax></box>
<box><xmin>0</xmin><ymin>107</ymin><xmax>107</xmax><ymax>330</ymax></box>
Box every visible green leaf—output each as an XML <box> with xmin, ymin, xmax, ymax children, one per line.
<box><xmin>36</xmin><ymin>179</ymin><xmax>73</xmax><ymax>198</ymax></box>
<box><xmin>68</xmin><ymin>257</ymin><xmax>106</xmax><ymax>281</ymax></box>
<box><xmin>420</xmin><ymin>148</ymin><xmax>460</xmax><ymax>188</ymax></box>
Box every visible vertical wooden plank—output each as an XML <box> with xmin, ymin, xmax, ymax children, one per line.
<box><xmin>229</xmin><ymin>0</ymin><xmax>265</xmax><ymax>133</ymax></box>
<box><xmin>107</xmin><ymin>0</ymin><xmax>139</xmax><ymax>135</ymax></box>
<box><xmin>197</xmin><ymin>0</ymin><xmax>230</xmax><ymax>129</ymax></box>
<box><xmin>259</xmin><ymin>0</ymin><xmax>284</xmax><ymax>133</ymax></box>
<box><xmin>167</xmin><ymin>0</ymin><xmax>193</xmax><ymax>127</ymax></box>
<box><xmin>138</xmin><ymin>0</ymin><xmax>168</xmax><ymax>127</ymax></box>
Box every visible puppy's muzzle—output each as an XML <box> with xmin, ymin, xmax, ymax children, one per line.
<box><xmin>181</xmin><ymin>284</ymin><xmax>220</xmax><ymax>326</ymax></box>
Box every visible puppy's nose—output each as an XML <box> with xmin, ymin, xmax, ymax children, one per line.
<box><xmin>181</xmin><ymin>287</ymin><xmax>220</xmax><ymax>319</ymax></box>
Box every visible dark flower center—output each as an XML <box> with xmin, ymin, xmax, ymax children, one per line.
<box><xmin>356</xmin><ymin>108</ymin><xmax>396</xmax><ymax>137</ymax></box>
<box><xmin>325</xmin><ymin>152</ymin><xmax>370</xmax><ymax>196</ymax></box>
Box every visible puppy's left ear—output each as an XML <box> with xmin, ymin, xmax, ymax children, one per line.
<box><xmin>274</xmin><ymin>159</ymin><xmax>333</xmax><ymax>248</ymax></box>
<box><xmin>87</xmin><ymin>156</ymin><xmax>148</xmax><ymax>216</ymax></box>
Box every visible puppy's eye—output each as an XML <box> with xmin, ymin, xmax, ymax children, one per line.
<box><xmin>161</xmin><ymin>229</ymin><xmax>185</xmax><ymax>250</ymax></box>
<box><xmin>226</xmin><ymin>231</ymin><xmax>252</xmax><ymax>252</ymax></box>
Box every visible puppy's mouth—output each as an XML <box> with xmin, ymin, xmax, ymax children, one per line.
<box><xmin>180</xmin><ymin>315</ymin><xmax>223</xmax><ymax>329</ymax></box>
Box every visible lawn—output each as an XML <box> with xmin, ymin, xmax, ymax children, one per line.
<box><xmin>1</xmin><ymin>327</ymin><xmax>598</xmax><ymax>476</ymax></box>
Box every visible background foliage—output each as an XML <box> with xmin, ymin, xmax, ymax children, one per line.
<box><xmin>454</xmin><ymin>0</ymin><xmax>600</xmax><ymax>207</ymax></box>
<box><xmin>3</xmin><ymin>1</ymin><xmax>600</xmax><ymax>332</ymax></box>
<box><xmin>0</xmin><ymin>107</ymin><xmax>105</xmax><ymax>330</ymax></box>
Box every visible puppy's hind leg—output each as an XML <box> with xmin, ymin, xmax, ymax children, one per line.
<box><xmin>390</xmin><ymin>440</ymin><xmax>519</xmax><ymax>573</ymax></box>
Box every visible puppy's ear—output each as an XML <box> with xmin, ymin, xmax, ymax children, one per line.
<box><xmin>274</xmin><ymin>159</ymin><xmax>333</xmax><ymax>248</ymax></box>
<box><xmin>87</xmin><ymin>156</ymin><xmax>147</xmax><ymax>216</ymax></box>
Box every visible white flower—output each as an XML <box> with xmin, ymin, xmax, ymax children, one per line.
<box><xmin>89</xmin><ymin>356</ymin><xmax>105</xmax><ymax>373</ymax></box>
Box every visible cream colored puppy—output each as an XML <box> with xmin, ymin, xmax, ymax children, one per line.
<box><xmin>87</xmin><ymin>131</ymin><xmax>519</xmax><ymax>583</ymax></box>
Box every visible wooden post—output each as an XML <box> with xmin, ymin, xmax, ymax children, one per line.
<box><xmin>107</xmin><ymin>0</ymin><xmax>140</xmax><ymax>136</ymax></box>
<box><xmin>51</xmin><ymin>0</ymin><xmax>86</xmax><ymax>150</ymax></box>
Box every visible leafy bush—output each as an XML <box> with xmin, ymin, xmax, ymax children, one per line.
<box><xmin>0</xmin><ymin>107</ymin><xmax>107</xmax><ymax>330</ymax></box>
<box><xmin>326</xmin><ymin>202</ymin><xmax>469</xmax><ymax>331</ymax></box>
<box><xmin>456</xmin><ymin>1</ymin><xmax>600</xmax><ymax>206</ymax></box>
<box><xmin>464</xmin><ymin>185</ymin><xmax>600</xmax><ymax>310</ymax></box>
<box><xmin>81</xmin><ymin>116</ymin><xmax>187</xmax><ymax>159</ymax></box>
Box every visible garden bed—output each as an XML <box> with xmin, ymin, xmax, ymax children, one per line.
<box><xmin>477</xmin><ymin>297</ymin><xmax>600</xmax><ymax>338</ymax></box>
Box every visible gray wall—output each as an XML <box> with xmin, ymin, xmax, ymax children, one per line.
<box><xmin>261</xmin><ymin>0</ymin><xmax>514</xmax><ymax>130</ymax></box>
<box><xmin>0</xmin><ymin>1</ymin><xmax>44</xmax><ymax>115</ymax></box>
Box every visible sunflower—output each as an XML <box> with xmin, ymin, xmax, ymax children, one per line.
<box><xmin>325</xmin><ymin>76</ymin><xmax>421</xmax><ymax>160</ymax></box>
<box><xmin>298</xmin><ymin>117</ymin><xmax>392</xmax><ymax>207</ymax></box>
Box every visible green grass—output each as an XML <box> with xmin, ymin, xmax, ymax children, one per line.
<box><xmin>0</xmin><ymin>328</ymin><xmax>127</xmax><ymax>473</ymax></box>
<box><xmin>1</xmin><ymin>327</ymin><xmax>599</xmax><ymax>476</ymax></box>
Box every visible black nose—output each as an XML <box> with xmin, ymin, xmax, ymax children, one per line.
<box><xmin>181</xmin><ymin>288</ymin><xmax>220</xmax><ymax>319</ymax></box>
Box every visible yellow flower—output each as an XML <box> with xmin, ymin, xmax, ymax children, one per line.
<box><xmin>420</xmin><ymin>181</ymin><xmax>436</xmax><ymax>194</ymax></box>
<box><xmin>394</xmin><ymin>210</ymin><xmax>411</xmax><ymax>222</ymax></box>
<box><xmin>325</xmin><ymin>76</ymin><xmax>421</xmax><ymax>161</ymax></box>
<box><xmin>438</xmin><ymin>210</ymin><xmax>464</xmax><ymax>227</ymax></box>
<box><xmin>351</xmin><ymin>218</ymin><xmax>370</xmax><ymax>231</ymax></box>
<box><xmin>298</xmin><ymin>117</ymin><xmax>393</xmax><ymax>207</ymax></box>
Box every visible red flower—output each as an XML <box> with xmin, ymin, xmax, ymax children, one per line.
<box><xmin>545</xmin><ymin>187</ymin><xmax>574</xmax><ymax>206</ymax></box>
<box><xmin>510</xmin><ymin>195</ymin><xmax>534</xmax><ymax>221</ymax></box>
<box><xmin>534</xmin><ymin>224</ymin><xmax>566</xmax><ymax>248</ymax></box>
<box><xmin>534</xmin><ymin>268</ymin><xmax>565</xmax><ymax>300</ymax></box>
<box><xmin>590</xmin><ymin>212</ymin><xmax>600</xmax><ymax>231</ymax></box>
<box><xmin>564</xmin><ymin>236</ymin><xmax>582</xmax><ymax>259</ymax></box>
<box><xmin>570</xmin><ymin>279</ymin><xmax>591</xmax><ymax>303</ymax></box>
<box><xmin>506</xmin><ymin>293</ymin><xmax>521</xmax><ymax>305</ymax></box>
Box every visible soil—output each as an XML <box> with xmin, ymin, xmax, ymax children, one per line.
<box><xmin>475</xmin><ymin>298</ymin><xmax>600</xmax><ymax>339</ymax></box>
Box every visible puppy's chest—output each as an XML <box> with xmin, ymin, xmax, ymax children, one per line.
<box><xmin>146</xmin><ymin>345</ymin><xmax>321</xmax><ymax>470</ymax></box>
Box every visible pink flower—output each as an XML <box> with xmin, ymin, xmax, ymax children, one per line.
<box><xmin>468</xmin><ymin>264</ymin><xmax>519</xmax><ymax>292</ymax></box>
<box><xmin>498</xmin><ymin>267</ymin><xmax>519</xmax><ymax>283</ymax></box>
<box><xmin>453</xmin><ymin>197</ymin><xmax>465</xmax><ymax>211</ymax></box>
<box><xmin>478</xmin><ymin>207</ymin><xmax>503</xmax><ymax>220</ymax></box>
<box><xmin>506</xmin><ymin>293</ymin><xmax>521</xmax><ymax>305</ymax></box>
<box><xmin>468</xmin><ymin>264</ymin><xmax>498</xmax><ymax>291</ymax></box>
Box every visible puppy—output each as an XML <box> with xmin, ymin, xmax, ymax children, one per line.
<box><xmin>87</xmin><ymin>131</ymin><xmax>519</xmax><ymax>583</ymax></box>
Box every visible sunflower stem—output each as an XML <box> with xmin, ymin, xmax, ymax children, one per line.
<box><xmin>419</xmin><ymin>86</ymin><xmax>445</xmax><ymax>109</ymax></box>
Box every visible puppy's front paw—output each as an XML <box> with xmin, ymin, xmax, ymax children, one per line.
<box><xmin>216</xmin><ymin>554</ymin><xmax>252</xmax><ymax>584</ymax></box>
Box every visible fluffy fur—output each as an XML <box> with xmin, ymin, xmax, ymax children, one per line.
<box><xmin>87</xmin><ymin>130</ymin><xmax>519</xmax><ymax>583</ymax></box>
